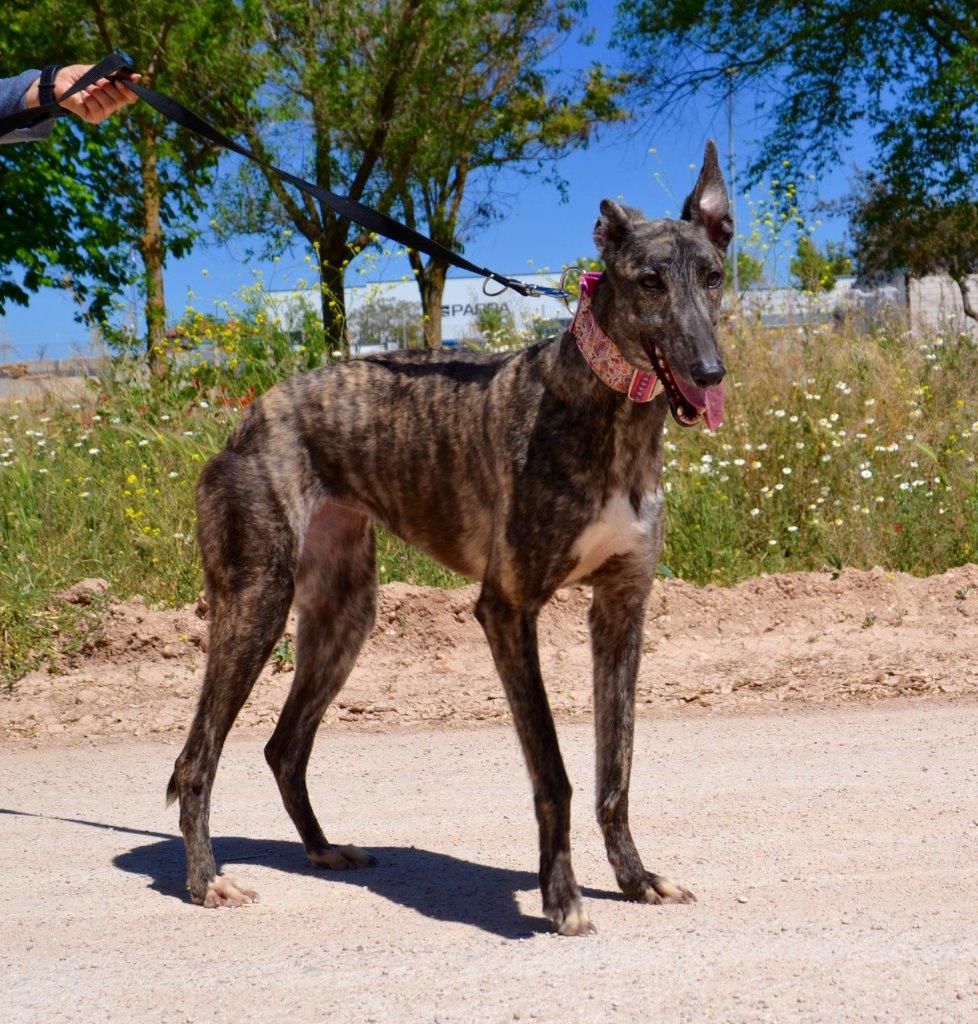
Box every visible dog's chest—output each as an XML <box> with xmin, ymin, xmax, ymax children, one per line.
<box><xmin>563</xmin><ymin>491</ymin><xmax>659</xmax><ymax>584</ymax></box>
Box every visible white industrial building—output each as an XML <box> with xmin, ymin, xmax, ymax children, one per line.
<box><xmin>268</xmin><ymin>268</ymin><xmax>978</xmax><ymax>352</ymax></box>
<box><xmin>267</xmin><ymin>272</ymin><xmax>571</xmax><ymax>350</ymax></box>
<box><xmin>740</xmin><ymin>273</ymin><xmax>978</xmax><ymax>338</ymax></box>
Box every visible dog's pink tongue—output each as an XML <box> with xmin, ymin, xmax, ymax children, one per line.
<box><xmin>674</xmin><ymin>377</ymin><xmax>726</xmax><ymax>431</ymax></box>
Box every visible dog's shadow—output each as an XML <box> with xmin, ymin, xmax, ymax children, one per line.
<box><xmin>1</xmin><ymin>808</ymin><xmax>620</xmax><ymax>938</ymax></box>
<box><xmin>116</xmin><ymin>834</ymin><xmax>623</xmax><ymax>939</ymax></box>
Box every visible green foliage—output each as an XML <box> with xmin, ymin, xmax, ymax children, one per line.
<box><xmin>171</xmin><ymin>280</ymin><xmax>337</xmax><ymax>394</ymax></box>
<box><xmin>213</xmin><ymin>0</ymin><xmax>460</xmax><ymax>351</ymax></box>
<box><xmin>473</xmin><ymin>303</ymin><xmax>518</xmax><ymax>349</ymax></box>
<box><xmin>726</xmin><ymin>250</ymin><xmax>764</xmax><ymax>291</ymax></box>
<box><xmin>616</xmin><ymin>1</ymin><xmax>978</xmax><ymax>205</ymax></box>
<box><xmin>0</xmin><ymin>16</ymin><xmax>132</xmax><ymax>321</ymax></box>
<box><xmin>393</xmin><ymin>1</ymin><xmax>628</xmax><ymax>344</ymax></box>
<box><xmin>0</xmin><ymin>119</ymin><xmax>132</xmax><ymax>321</ymax></box>
<box><xmin>790</xmin><ymin>237</ymin><xmax>853</xmax><ymax>293</ymax></box>
<box><xmin>271</xmin><ymin>636</ymin><xmax>295</xmax><ymax>673</ymax></box>
<box><xmin>527</xmin><ymin>317</ymin><xmax>567</xmax><ymax>343</ymax></box>
<box><xmin>0</xmin><ymin>0</ymin><xmax>260</xmax><ymax>349</ymax></box>
<box><xmin>848</xmin><ymin>182</ymin><xmax>978</xmax><ymax>314</ymax></box>
<box><xmin>1</xmin><ymin>2</ymin><xmax>629</xmax><ymax>361</ymax></box>
<box><xmin>0</xmin><ymin>320</ymin><xmax>462</xmax><ymax>686</ymax></box>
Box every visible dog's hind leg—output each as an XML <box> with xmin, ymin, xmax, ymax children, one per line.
<box><xmin>590</xmin><ymin>560</ymin><xmax>695</xmax><ymax>906</ymax></box>
<box><xmin>264</xmin><ymin>502</ymin><xmax>378</xmax><ymax>871</ymax></box>
<box><xmin>168</xmin><ymin>452</ymin><xmax>295</xmax><ymax>908</ymax></box>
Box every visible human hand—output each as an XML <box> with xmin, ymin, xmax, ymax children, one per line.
<box><xmin>25</xmin><ymin>64</ymin><xmax>141</xmax><ymax>124</ymax></box>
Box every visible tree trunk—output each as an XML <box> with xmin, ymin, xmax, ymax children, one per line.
<box><xmin>954</xmin><ymin>273</ymin><xmax>978</xmax><ymax>326</ymax></box>
<box><xmin>413</xmin><ymin>256</ymin><xmax>448</xmax><ymax>348</ymax></box>
<box><xmin>317</xmin><ymin>246</ymin><xmax>348</xmax><ymax>359</ymax></box>
<box><xmin>137</xmin><ymin>116</ymin><xmax>167</xmax><ymax>378</ymax></box>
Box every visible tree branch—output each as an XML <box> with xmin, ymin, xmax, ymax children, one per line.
<box><xmin>238</xmin><ymin>118</ymin><xmax>319</xmax><ymax>240</ymax></box>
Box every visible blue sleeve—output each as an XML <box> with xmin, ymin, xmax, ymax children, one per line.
<box><xmin>0</xmin><ymin>70</ymin><xmax>55</xmax><ymax>145</ymax></box>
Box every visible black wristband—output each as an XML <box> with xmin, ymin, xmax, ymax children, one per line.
<box><xmin>23</xmin><ymin>65</ymin><xmax>63</xmax><ymax>128</ymax></box>
<box><xmin>39</xmin><ymin>65</ymin><xmax>61</xmax><ymax>107</ymax></box>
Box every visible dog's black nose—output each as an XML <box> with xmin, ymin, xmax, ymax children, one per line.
<box><xmin>690</xmin><ymin>360</ymin><xmax>726</xmax><ymax>387</ymax></box>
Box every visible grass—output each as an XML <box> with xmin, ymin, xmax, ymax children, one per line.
<box><xmin>660</xmin><ymin>319</ymin><xmax>978</xmax><ymax>581</ymax></box>
<box><xmin>2</xmin><ymin>315</ymin><xmax>977</xmax><ymax>686</ymax></box>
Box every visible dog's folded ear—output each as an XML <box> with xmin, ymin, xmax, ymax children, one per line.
<box><xmin>593</xmin><ymin>199</ymin><xmax>643</xmax><ymax>258</ymax></box>
<box><xmin>682</xmin><ymin>140</ymin><xmax>733</xmax><ymax>253</ymax></box>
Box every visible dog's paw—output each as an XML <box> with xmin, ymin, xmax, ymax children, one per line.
<box><xmin>308</xmin><ymin>844</ymin><xmax>377</xmax><ymax>870</ymax></box>
<box><xmin>547</xmin><ymin>901</ymin><xmax>596</xmax><ymax>937</ymax></box>
<box><xmin>632</xmin><ymin>872</ymin><xmax>696</xmax><ymax>905</ymax></box>
<box><xmin>197</xmin><ymin>875</ymin><xmax>259</xmax><ymax>908</ymax></box>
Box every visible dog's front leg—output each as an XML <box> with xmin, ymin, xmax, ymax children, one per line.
<box><xmin>591</xmin><ymin>566</ymin><xmax>696</xmax><ymax>906</ymax></box>
<box><xmin>475</xmin><ymin>586</ymin><xmax>594</xmax><ymax>936</ymax></box>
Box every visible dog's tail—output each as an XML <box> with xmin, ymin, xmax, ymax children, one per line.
<box><xmin>165</xmin><ymin>772</ymin><xmax>178</xmax><ymax>808</ymax></box>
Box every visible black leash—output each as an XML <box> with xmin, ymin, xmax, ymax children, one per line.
<box><xmin>0</xmin><ymin>51</ymin><xmax>569</xmax><ymax>301</ymax></box>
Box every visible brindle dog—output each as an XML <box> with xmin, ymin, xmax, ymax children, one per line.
<box><xmin>167</xmin><ymin>141</ymin><xmax>733</xmax><ymax>935</ymax></box>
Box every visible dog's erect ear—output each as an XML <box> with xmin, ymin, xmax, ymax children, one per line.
<box><xmin>681</xmin><ymin>140</ymin><xmax>733</xmax><ymax>253</ymax></box>
<box><xmin>593</xmin><ymin>199</ymin><xmax>640</xmax><ymax>258</ymax></box>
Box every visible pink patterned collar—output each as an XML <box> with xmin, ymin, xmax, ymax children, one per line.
<box><xmin>571</xmin><ymin>272</ymin><xmax>662</xmax><ymax>403</ymax></box>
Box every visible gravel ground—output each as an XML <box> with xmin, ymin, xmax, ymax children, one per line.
<box><xmin>2</xmin><ymin>702</ymin><xmax>977</xmax><ymax>1023</ymax></box>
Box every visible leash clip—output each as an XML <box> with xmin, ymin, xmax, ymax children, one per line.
<box><xmin>525</xmin><ymin>282</ymin><xmax>573</xmax><ymax>300</ymax></box>
<box><xmin>482</xmin><ymin>275</ymin><xmax>572</xmax><ymax>300</ymax></box>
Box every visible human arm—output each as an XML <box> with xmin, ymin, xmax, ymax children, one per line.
<box><xmin>1</xmin><ymin>64</ymin><xmax>139</xmax><ymax>144</ymax></box>
<box><xmin>0</xmin><ymin>70</ymin><xmax>51</xmax><ymax>144</ymax></box>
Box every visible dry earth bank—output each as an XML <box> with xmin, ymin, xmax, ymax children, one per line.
<box><xmin>3</xmin><ymin>564</ymin><xmax>977</xmax><ymax>743</ymax></box>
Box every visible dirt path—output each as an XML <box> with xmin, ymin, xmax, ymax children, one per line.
<box><xmin>2</xmin><ymin>704</ymin><xmax>977</xmax><ymax>1023</ymax></box>
<box><xmin>4</xmin><ymin>563</ymin><xmax>978</xmax><ymax>743</ymax></box>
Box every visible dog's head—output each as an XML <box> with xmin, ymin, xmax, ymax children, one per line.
<box><xmin>591</xmin><ymin>140</ymin><xmax>732</xmax><ymax>428</ymax></box>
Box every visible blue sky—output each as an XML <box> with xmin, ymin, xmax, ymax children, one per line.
<box><xmin>1</xmin><ymin>13</ymin><xmax>875</xmax><ymax>360</ymax></box>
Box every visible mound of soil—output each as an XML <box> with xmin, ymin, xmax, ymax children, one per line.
<box><xmin>4</xmin><ymin>564</ymin><xmax>977</xmax><ymax>743</ymax></box>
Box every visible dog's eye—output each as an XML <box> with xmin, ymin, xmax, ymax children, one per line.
<box><xmin>707</xmin><ymin>270</ymin><xmax>724</xmax><ymax>289</ymax></box>
<box><xmin>641</xmin><ymin>272</ymin><xmax>665</xmax><ymax>292</ymax></box>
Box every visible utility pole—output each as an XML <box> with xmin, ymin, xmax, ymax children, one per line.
<box><xmin>0</xmin><ymin>331</ymin><xmax>15</xmax><ymax>363</ymax></box>
<box><xmin>726</xmin><ymin>67</ymin><xmax>739</xmax><ymax>296</ymax></box>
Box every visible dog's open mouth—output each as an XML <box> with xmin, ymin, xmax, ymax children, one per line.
<box><xmin>647</xmin><ymin>344</ymin><xmax>725</xmax><ymax>431</ymax></box>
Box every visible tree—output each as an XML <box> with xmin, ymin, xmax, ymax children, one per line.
<box><xmin>391</xmin><ymin>1</ymin><xmax>627</xmax><ymax>347</ymax></box>
<box><xmin>0</xmin><ymin>1</ymin><xmax>258</xmax><ymax>374</ymax></box>
<box><xmin>615</xmin><ymin>2</ymin><xmax>978</xmax><ymax>204</ymax></box>
<box><xmin>87</xmin><ymin>0</ymin><xmax>260</xmax><ymax>374</ymax></box>
<box><xmin>215</xmin><ymin>0</ymin><xmax>455</xmax><ymax>357</ymax></box>
<box><xmin>849</xmin><ymin>182</ymin><xmax>978</xmax><ymax>323</ymax></box>
<box><xmin>348</xmin><ymin>297</ymin><xmax>423</xmax><ymax>350</ymax></box>
<box><xmin>474</xmin><ymin>301</ymin><xmax>517</xmax><ymax>346</ymax></box>
<box><xmin>0</xmin><ymin>116</ymin><xmax>134</xmax><ymax>328</ymax></box>
<box><xmin>790</xmin><ymin>237</ymin><xmax>853</xmax><ymax>293</ymax></box>
<box><xmin>726</xmin><ymin>250</ymin><xmax>763</xmax><ymax>292</ymax></box>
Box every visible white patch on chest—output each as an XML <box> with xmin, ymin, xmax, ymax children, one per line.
<box><xmin>564</xmin><ymin>491</ymin><xmax>659</xmax><ymax>584</ymax></box>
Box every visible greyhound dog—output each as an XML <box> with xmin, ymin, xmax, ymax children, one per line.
<box><xmin>167</xmin><ymin>140</ymin><xmax>732</xmax><ymax>935</ymax></box>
